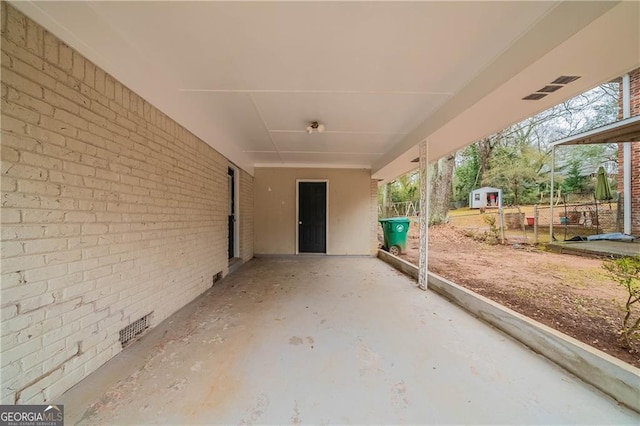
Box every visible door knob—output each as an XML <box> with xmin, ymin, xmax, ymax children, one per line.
<box><xmin>299</xmin><ymin>221</ymin><xmax>302</xmax><ymax>225</ymax></box>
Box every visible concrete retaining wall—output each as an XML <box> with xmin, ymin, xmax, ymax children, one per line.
<box><xmin>377</xmin><ymin>249</ymin><xmax>418</xmax><ymax>280</ymax></box>
<box><xmin>377</xmin><ymin>249</ymin><xmax>640</xmax><ymax>413</ymax></box>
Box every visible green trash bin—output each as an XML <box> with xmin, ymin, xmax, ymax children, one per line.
<box><xmin>379</xmin><ymin>217</ymin><xmax>410</xmax><ymax>256</ymax></box>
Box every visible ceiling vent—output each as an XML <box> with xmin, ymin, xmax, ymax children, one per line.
<box><xmin>536</xmin><ymin>85</ymin><xmax>563</xmax><ymax>93</ymax></box>
<box><xmin>551</xmin><ymin>75</ymin><xmax>581</xmax><ymax>85</ymax></box>
<box><xmin>522</xmin><ymin>93</ymin><xmax>548</xmax><ymax>101</ymax></box>
<box><xmin>522</xmin><ymin>75</ymin><xmax>582</xmax><ymax>101</ymax></box>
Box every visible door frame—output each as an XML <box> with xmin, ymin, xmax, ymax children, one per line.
<box><xmin>295</xmin><ymin>179</ymin><xmax>329</xmax><ymax>255</ymax></box>
<box><xmin>228</xmin><ymin>164</ymin><xmax>240</xmax><ymax>259</ymax></box>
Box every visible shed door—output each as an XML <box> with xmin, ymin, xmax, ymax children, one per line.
<box><xmin>298</xmin><ymin>182</ymin><xmax>327</xmax><ymax>253</ymax></box>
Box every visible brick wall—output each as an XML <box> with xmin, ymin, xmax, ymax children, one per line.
<box><xmin>632</xmin><ymin>145</ymin><xmax>640</xmax><ymax>237</ymax></box>
<box><xmin>1</xmin><ymin>3</ymin><xmax>253</xmax><ymax>404</ymax></box>
<box><xmin>617</xmin><ymin>67</ymin><xmax>640</xmax><ymax>236</ymax></box>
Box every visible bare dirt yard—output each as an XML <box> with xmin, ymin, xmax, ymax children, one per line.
<box><xmin>388</xmin><ymin>223</ymin><xmax>639</xmax><ymax>368</ymax></box>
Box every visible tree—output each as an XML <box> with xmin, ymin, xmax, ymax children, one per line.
<box><xmin>556</xmin><ymin>144</ymin><xmax>618</xmax><ymax>195</ymax></box>
<box><xmin>453</xmin><ymin>145</ymin><xmax>479</xmax><ymax>203</ymax></box>
<box><xmin>482</xmin><ymin>144</ymin><xmax>548</xmax><ymax>205</ymax></box>
<box><xmin>561</xmin><ymin>160</ymin><xmax>587</xmax><ymax>194</ymax></box>
<box><xmin>389</xmin><ymin>171</ymin><xmax>419</xmax><ymax>203</ymax></box>
<box><xmin>528</xmin><ymin>82</ymin><xmax>619</xmax><ymax>152</ymax></box>
<box><xmin>453</xmin><ymin>81</ymin><xmax>619</xmax><ymax>206</ymax></box>
<box><xmin>453</xmin><ymin>135</ymin><xmax>500</xmax><ymax>204</ymax></box>
<box><xmin>378</xmin><ymin>171</ymin><xmax>420</xmax><ymax>217</ymax></box>
<box><xmin>476</xmin><ymin>135</ymin><xmax>500</xmax><ymax>185</ymax></box>
<box><xmin>429</xmin><ymin>154</ymin><xmax>455</xmax><ymax>224</ymax></box>
<box><xmin>383</xmin><ymin>81</ymin><xmax>620</xmax><ymax>216</ymax></box>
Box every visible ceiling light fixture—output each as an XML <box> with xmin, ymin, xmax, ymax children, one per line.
<box><xmin>306</xmin><ymin>121</ymin><xmax>325</xmax><ymax>134</ymax></box>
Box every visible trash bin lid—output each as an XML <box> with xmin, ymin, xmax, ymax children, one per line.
<box><xmin>384</xmin><ymin>217</ymin><xmax>409</xmax><ymax>233</ymax></box>
<box><xmin>386</xmin><ymin>217</ymin><xmax>410</xmax><ymax>223</ymax></box>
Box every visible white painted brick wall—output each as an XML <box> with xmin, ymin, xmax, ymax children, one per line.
<box><xmin>1</xmin><ymin>3</ymin><xmax>253</xmax><ymax>404</ymax></box>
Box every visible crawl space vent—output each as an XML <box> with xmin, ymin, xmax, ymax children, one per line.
<box><xmin>119</xmin><ymin>313</ymin><xmax>152</xmax><ymax>347</ymax></box>
<box><xmin>212</xmin><ymin>271</ymin><xmax>223</xmax><ymax>287</ymax></box>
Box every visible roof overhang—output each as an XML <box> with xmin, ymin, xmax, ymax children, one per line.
<box><xmin>550</xmin><ymin>116</ymin><xmax>640</xmax><ymax>147</ymax></box>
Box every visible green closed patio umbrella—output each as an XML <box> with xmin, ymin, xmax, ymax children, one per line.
<box><xmin>593</xmin><ymin>165</ymin><xmax>612</xmax><ymax>235</ymax></box>
<box><xmin>595</xmin><ymin>166</ymin><xmax>612</xmax><ymax>201</ymax></box>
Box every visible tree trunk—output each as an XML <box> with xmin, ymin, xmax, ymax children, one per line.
<box><xmin>429</xmin><ymin>154</ymin><xmax>455</xmax><ymax>224</ymax></box>
<box><xmin>475</xmin><ymin>134</ymin><xmax>499</xmax><ymax>186</ymax></box>
<box><xmin>381</xmin><ymin>183</ymin><xmax>389</xmax><ymax>218</ymax></box>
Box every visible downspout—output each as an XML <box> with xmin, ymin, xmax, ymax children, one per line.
<box><xmin>622</xmin><ymin>74</ymin><xmax>631</xmax><ymax>235</ymax></box>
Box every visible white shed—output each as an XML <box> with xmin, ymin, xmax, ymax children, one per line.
<box><xmin>469</xmin><ymin>187</ymin><xmax>502</xmax><ymax>209</ymax></box>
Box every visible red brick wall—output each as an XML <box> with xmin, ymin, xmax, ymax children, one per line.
<box><xmin>632</xmin><ymin>145</ymin><xmax>640</xmax><ymax>236</ymax></box>
<box><xmin>617</xmin><ymin>67</ymin><xmax>640</xmax><ymax>236</ymax></box>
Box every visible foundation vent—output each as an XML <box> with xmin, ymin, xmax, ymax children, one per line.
<box><xmin>212</xmin><ymin>271</ymin><xmax>223</xmax><ymax>287</ymax></box>
<box><xmin>119</xmin><ymin>313</ymin><xmax>152</xmax><ymax>347</ymax></box>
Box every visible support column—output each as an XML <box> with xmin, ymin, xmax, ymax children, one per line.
<box><xmin>550</xmin><ymin>146</ymin><xmax>555</xmax><ymax>242</ymax></box>
<box><xmin>622</xmin><ymin>73</ymin><xmax>631</xmax><ymax>235</ymax></box>
<box><xmin>418</xmin><ymin>140</ymin><xmax>429</xmax><ymax>291</ymax></box>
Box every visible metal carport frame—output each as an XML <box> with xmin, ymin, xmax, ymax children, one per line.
<box><xmin>549</xmin><ymin>115</ymin><xmax>640</xmax><ymax>240</ymax></box>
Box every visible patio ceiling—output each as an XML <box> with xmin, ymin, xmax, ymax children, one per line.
<box><xmin>11</xmin><ymin>1</ymin><xmax>640</xmax><ymax>182</ymax></box>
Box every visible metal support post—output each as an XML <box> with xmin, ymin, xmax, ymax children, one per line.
<box><xmin>418</xmin><ymin>140</ymin><xmax>428</xmax><ymax>291</ymax></box>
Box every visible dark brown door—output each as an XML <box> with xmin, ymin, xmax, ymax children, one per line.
<box><xmin>228</xmin><ymin>167</ymin><xmax>235</xmax><ymax>259</ymax></box>
<box><xmin>298</xmin><ymin>182</ymin><xmax>326</xmax><ymax>253</ymax></box>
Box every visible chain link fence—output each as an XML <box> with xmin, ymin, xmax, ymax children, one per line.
<box><xmin>380</xmin><ymin>195</ymin><xmax>623</xmax><ymax>244</ymax></box>
<box><xmin>378</xmin><ymin>201</ymin><xmax>420</xmax><ymax>218</ymax></box>
<box><xmin>535</xmin><ymin>199</ymin><xmax>621</xmax><ymax>242</ymax></box>
<box><xmin>447</xmin><ymin>199</ymin><xmax>622</xmax><ymax>244</ymax></box>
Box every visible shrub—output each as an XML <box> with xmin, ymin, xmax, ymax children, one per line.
<box><xmin>461</xmin><ymin>215</ymin><xmax>501</xmax><ymax>245</ymax></box>
<box><xmin>481</xmin><ymin>214</ymin><xmax>500</xmax><ymax>245</ymax></box>
<box><xmin>603</xmin><ymin>256</ymin><xmax>640</xmax><ymax>351</ymax></box>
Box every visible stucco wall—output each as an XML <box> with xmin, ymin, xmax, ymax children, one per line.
<box><xmin>254</xmin><ymin>168</ymin><xmax>376</xmax><ymax>255</ymax></box>
<box><xmin>1</xmin><ymin>3</ymin><xmax>253</xmax><ymax>404</ymax></box>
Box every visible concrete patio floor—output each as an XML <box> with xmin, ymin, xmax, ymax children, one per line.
<box><xmin>60</xmin><ymin>257</ymin><xmax>639</xmax><ymax>425</ymax></box>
